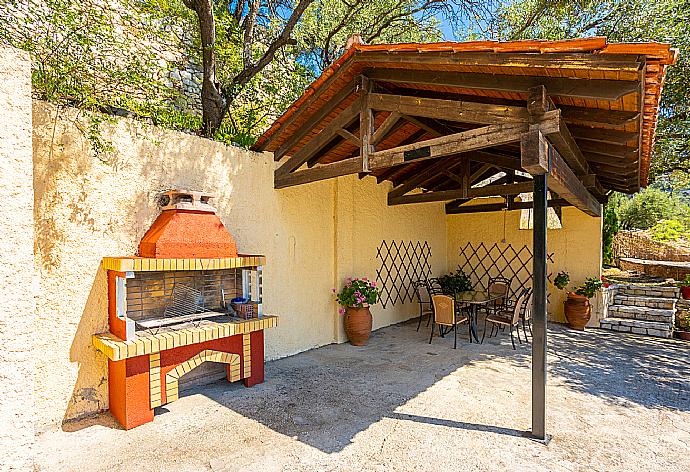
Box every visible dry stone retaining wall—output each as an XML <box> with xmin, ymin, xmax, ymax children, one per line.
<box><xmin>613</xmin><ymin>230</ymin><xmax>690</xmax><ymax>263</ymax></box>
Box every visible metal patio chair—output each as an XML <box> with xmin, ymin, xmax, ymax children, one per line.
<box><xmin>482</xmin><ymin>276</ymin><xmax>512</xmax><ymax>318</ymax></box>
<box><xmin>430</xmin><ymin>294</ymin><xmax>470</xmax><ymax>349</ymax></box>
<box><xmin>413</xmin><ymin>280</ymin><xmax>434</xmax><ymax>331</ymax></box>
<box><xmin>519</xmin><ymin>287</ymin><xmax>534</xmax><ymax>341</ymax></box>
<box><xmin>481</xmin><ymin>288</ymin><xmax>531</xmax><ymax>349</ymax></box>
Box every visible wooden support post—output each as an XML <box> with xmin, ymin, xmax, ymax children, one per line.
<box><xmin>531</xmin><ymin>172</ymin><xmax>549</xmax><ymax>443</ymax></box>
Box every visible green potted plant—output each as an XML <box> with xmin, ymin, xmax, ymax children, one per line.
<box><xmin>554</xmin><ymin>271</ymin><xmax>603</xmax><ymax>330</ymax></box>
<box><xmin>677</xmin><ymin>274</ymin><xmax>690</xmax><ymax>300</ymax></box>
<box><xmin>437</xmin><ymin>267</ymin><xmax>472</xmax><ymax>295</ymax></box>
<box><xmin>334</xmin><ymin>278</ymin><xmax>379</xmax><ymax>346</ymax></box>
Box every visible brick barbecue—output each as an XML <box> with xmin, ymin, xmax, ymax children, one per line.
<box><xmin>93</xmin><ymin>190</ymin><xmax>277</xmax><ymax>429</ymax></box>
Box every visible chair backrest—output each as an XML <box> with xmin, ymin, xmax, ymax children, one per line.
<box><xmin>511</xmin><ymin>288</ymin><xmax>531</xmax><ymax>325</ymax></box>
<box><xmin>487</xmin><ymin>277</ymin><xmax>511</xmax><ymax>305</ymax></box>
<box><xmin>431</xmin><ymin>295</ymin><xmax>455</xmax><ymax>326</ymax></box>
<box><xmin>427</xmin><ymin>278</ymin><xmax>443</xmax><ymax>295</ymax></box>
<box><xmin>521</xmin><ymin>289</ymin><xmax>534</xmax><ymax>321</ymax></box>
<box><xmin>413</xmin><ymin>280</ymin><xmax>431</xmax><ymax>305</ymax></box>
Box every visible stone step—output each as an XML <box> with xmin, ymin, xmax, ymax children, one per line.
<box><xmin>599</xmin><ymin>317</ymin><xmax>673</xmax><ymax>338</ymax></box>
<box><xmin>613</xmin><ymin>294</ymin><xmax>677</xmax><ymax>310</ymax></box>
<box><xmin>616</xmin><ymin>284</ymin><xmax>680</xmax><ymax>298</ymax></box>
<box><xmin>607</xmin><ymin>304</ymin><xmax>675</xmax><ymax>323</ymax></box>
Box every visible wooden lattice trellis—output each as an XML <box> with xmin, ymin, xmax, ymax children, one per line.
<box><xmin>376</xmin><ymin>240</ymin><xmax>432</xmax><ymax>308</ymax></box>
<box><xmin>456</xmin><ymin>242</ymin><xmax>555</xmax><ymax>298</ymax></box>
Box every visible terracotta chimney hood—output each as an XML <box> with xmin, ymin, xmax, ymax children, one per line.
<box><xmin>139</xmin><ymin>189</ymin><xmax>238</xmax><ymax>259</ymax></box>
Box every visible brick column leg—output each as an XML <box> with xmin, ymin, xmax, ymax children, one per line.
<box><xmin>243</xmin><ymin>330</ymin><xmax>264</xmax><ymax>387</ymax></box>
<box><xmin>108</xmin><ymin>356</ymin><xmax>154</xmax><ymax>430</ymax></box>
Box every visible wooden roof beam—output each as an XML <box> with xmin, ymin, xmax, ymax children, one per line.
<box><xmin>388</xmin><ymin>182</ymin><xmax>533</xmax><ymax>205</ymax></box>
<box><xmin>367</xmin><ymin>92</ymin><xmax>529</xmax><ymax>125</ymax></box>
<box><xmin>366</xmin><ymin>68</ymin><xmax>640</xmax><ymax>101</ymax></box>
<box><xmin>358</xmin><ymin>51</ymin><xmax>643</xmax><ymax>72</ymax></box>
<box><xmin>559</xmin><ymin>106</ymin><xmax>640</xmax><ymax>126</ymax></box>
<box><xmin>446</xmin><ymin>199</ymin><xmax>572</xmax><ymax>215</ymax></box>
<box><xmin>521</xmin><ymin>130</ymin><xmax>601</xmax><ymax>217</ymax></box>
<box><xmin>569</xmin><ymin>126</ymin><xmax>638</xmax><ymax>145</ymax></box>
<box><xmin>370</xmin><ymin>123</ymin><xmax>528</xmax><ymax>170</ymax></box>
<box><xmin>275</xmin><ymin>157</ymin><xmax>363</xmax><ymax>189</ymax></box>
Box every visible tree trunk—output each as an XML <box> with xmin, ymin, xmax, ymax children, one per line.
<box><xmin>185</xmin><ymin>0</ymin><xmax>225</xmax><ymax>136</ymax></box>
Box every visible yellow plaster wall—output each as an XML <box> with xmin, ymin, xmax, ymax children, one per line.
<box><xmin>31</xmin><ymin>101</ymin><xmax>447</xmax><ymax>429</ymax></box>
<box><xmin>446</xmin><ymin>200</ymin><xmax>603</xmax><ymax>324</ymax></box>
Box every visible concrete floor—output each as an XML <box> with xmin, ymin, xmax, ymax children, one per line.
<box><xmin>39</xmin><ymin>321</ymin><xmax>690</xmax><ymax>471</ymax></box>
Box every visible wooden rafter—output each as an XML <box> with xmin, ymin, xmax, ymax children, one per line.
<box><xmin>446</xmin><ymin>199</ymin><xmax>572</xmax><ymax>214</ymax></box>
<box><xmin>275</xmin><ymin>95</ymin><xmax>362</xmax><ymax>177</ymax></box>
<box><xmin>275</xmin><ymin>157</ymin><xmax>363</xmax><ymax>189</ymax></box>
<box><xmin>388</xmin><ymin>182</ymin><xmax>533</xmax><ymax>205</ymax></box>
<box><xmin>367</xmin><ymin>92</ymin><xmax>529</xmax><ymax>125</ymax></box>
<box><xmin>372</xmin><ymin>112</ymin><xmax>401</xmax><ymax>145</ymax></box>
<box><xmin>273</xmin><ymin>82</ymin><xmax>356</xmax><ymax>161</ymax></box>
<box><xmin>366</xmin><ymin>68</ymin><xmax>640</xmax><ymax>101</ymax></box>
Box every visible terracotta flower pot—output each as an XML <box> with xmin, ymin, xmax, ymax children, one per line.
<box><xmin>344</xmin><ymin>306</ymin><xmax>372</xmax><ymax>346</ymax></box>
<box><xmin>564</xmin><ymin>291</ymin><xmax>591</xmax><ymax>331</ymax></box>
<box><xmin>681</xmin><ymin>286</ymin><xmax>690</xmax><ymax>300</ymax></box>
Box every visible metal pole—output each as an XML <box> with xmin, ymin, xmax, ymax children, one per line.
<box><xmin>531</xmin><ymin>172</ymin><xmax>548</xmax><ymax>441</ymax></box>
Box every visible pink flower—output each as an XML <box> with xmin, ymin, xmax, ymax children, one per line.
<box><xmin>339</xmin><ymin>308</ymin><xmax>345</xmax><ymax>315</ymax></box>
<box><xmin>371</xmin><ymin>281</ymin><xmax>377</xmax><ymax>287</ymax></box>
<box><xmin>331</xmin><ymin>288</ymin><xmax>336</xmax><ymax>293</ymax></box>
<box><xmin>363</xmin><ymin>277</ymin><xmax>368</xmax><ymax>281</ymax></box>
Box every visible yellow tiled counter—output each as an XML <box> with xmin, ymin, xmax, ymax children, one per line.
<box><xmin>93</xmin><ymin>315</ymin><xmax>278</xmax><ymax>361</ymax></box>
<box><xmin>101</xmin><ymin>255</ymin><xmax>265</xmax><ymax>272</ymax></box>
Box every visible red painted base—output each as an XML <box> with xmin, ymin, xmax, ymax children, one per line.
<box><xmin>108</xmin><ymin>331</ymin><xmax>265</xmax><ymax>430</ymax></box>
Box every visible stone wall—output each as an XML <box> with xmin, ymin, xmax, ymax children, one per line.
<box><xmin>613</xmin><ymin>230</ymin><xmax>690</xmax><ymax>263</ymax></box>
<box><xmin>0</xmin><ymin>46</ymin><xmax>35</xmax><ymax>471</ymax></box>
<box><xmin>1</xmin><ymin>0</ymin><xmax>204</xmax><ymax>114</ymax></box>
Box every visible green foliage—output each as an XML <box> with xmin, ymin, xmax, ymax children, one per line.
<box><xmin>609</xmin><ymin>187</ymin><xmax>690</xmax><ymax>230</ymax></box>
<box><xmin>495</xmin><ymin>0</ymin><xmax>690</xmax><ymax>185</ymax></box>
<box><xmin>554</xmin><ymin>271</ymin><xmax>570</xmax><ymax>290</ymax></box>
<box><xmin>602</xmin><ymin>201</ymin><xmax>619</xmax><ymax>264</ymax></box>
<box><xmin>335</xmin><ymin>278</ymin><xmax>379</xmax><ymax>308</ymax></box>
<box><xmin>437</xmin><ymin>267</ymin><xmax>473</xmax><ymax>294</ymax></box>
<box><xmin>649</xmin><ymin>219</ymin><xmax>689</xmax><ymax>242</ymax></box>
<box><xmin>575</xmin><ymin>277</ymin><xmax>603</xmax><ymax>298</ymax></box>
<box><xmin>677</xmin><ymin>274</ymin><xmax>690</xmax><ymax>288</ymax></box>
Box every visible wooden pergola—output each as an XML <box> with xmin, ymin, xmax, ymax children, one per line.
<box><xmin>252</xmin><ymin>37</ymin><xmax>677</xmax><ymax>441</ymax></box>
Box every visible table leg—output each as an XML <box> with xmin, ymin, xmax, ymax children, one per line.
<box><xmin>470</xmin><ymin>305</ymin><xmax>480</xmax><ymax>343</ymax></box>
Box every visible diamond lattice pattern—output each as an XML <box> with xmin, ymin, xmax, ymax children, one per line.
<box><xmin>456</xmin><ymin>242</ymin><xmax>555</xmax><ymax>299</ymax></box>
<box><xmin>376</xmin><ymin>240</ymin><xmax>432</xmax><ymax>309</ymax></box>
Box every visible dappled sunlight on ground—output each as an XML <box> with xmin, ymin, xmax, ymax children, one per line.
<box><xmin>39</xmin><ymin>321</ymin><xmax>689</xmax><ymax>471</ymax></box>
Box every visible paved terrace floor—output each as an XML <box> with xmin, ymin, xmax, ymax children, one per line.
<box><xmin>40</xmin><ymin>322</ymin><xmax>690</xmax><ymax>471</ymax></box>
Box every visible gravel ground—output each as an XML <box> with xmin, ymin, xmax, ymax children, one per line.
<box><xmin>37</xmin><ymin>322</ymin><xmax>690</xmax><ymax>472</ymax></box>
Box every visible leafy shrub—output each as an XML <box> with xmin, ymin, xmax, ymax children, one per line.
<box><xmin>437</xmin><ymin>268</ymin><xmax>472</xmax><ymax>294</ymax></box>
<box><xmin>602</xmin><ymin>202</ymin><xmax>619</xmax><ymax>264</ymax></box>
<box><xmin>649</xmin><ymin>219</ymin><xmax>689</xmax><ymax>242</ymax></box>
<box><xmin>612</xmin><ymin>188</ymin><xmax>690</xmax><ymax>230</ymax></box>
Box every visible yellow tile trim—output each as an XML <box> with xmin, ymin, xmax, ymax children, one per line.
<box><xmin>101</xmin><ymin>256</ymin><xmax>266</xmax><ymax>272</ymax></box>
<box><xmin>242</xmin><ymin>334</ymin><xmax>251</xmax><ymax>379</ymax></box>
<box><xmin>93</xmin><ymin>316</ymin><xmax>277</xmax><ymax>361</ymax></box>
<box><xmin>149</xmin><ymin>353</ymin><xmax>162</xmax><ymax>409</ymax></box>
<box><xmin>163</xmin><ymin>350</ymin><xmax>240</xmax><ymax>405</ymax></box>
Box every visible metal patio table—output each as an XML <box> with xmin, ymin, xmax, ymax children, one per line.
<box><xmin>454</xmin><ymin>290</ymin><xmax>503</xmax><ymax>343</ymax></box>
